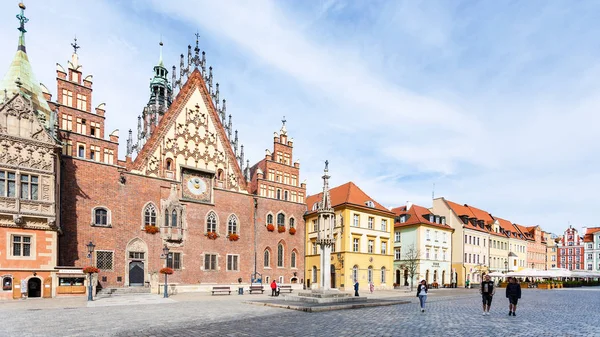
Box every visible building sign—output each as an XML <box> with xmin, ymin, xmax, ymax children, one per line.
<box><xmin>58</xmin><ymin>269</ymin><xmax>83</xmax><ymax>274</ymax></box>
<box><xmin>432</xmin><ymin>262</ymin><xmax>440</xmax><ymax>267</ymax></box>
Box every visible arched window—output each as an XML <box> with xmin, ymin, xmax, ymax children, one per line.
<box><xmin>277</xmin><ymin>243</ymin><xmax>284</xmax><ymax>267</ymax></box>
<box><xmin>228</xmin><ymin>215</ymin><xmax>238</xmax><ymax>235</ymax></box>
<box><xmin>264</xmin><ymin>250</ymin><xmax>270</xmax><ymax>268</ymax></box>
<box><xmin>2</xmin><ymin>277</ymin><xmax>12</xmax><ymax>291</ymax></box>
<box><xmin>164</xmin><ymin>211</ymin><xmax>169</xmax><ymax>227</ymax></box>
<box><xmin>352</xmin><ymin>265</ymin><xmax>358</xmax><ymax>282</ymax></box>
<box><xmin>312</xmin><ymin>266</ymin><xmax>317</xmax><ymax>284</ymax></box>
<box><xmin>291</xmin><ymin>251</ymin><xmax>297</xmax><ymax>268</ymax></box>
<box><xmin>171</xmin><ymin>209</ymin><xmax>177</xmax><ymax>227</ymax></box>
<box><xmin>217</xmin><ymin>169</ymin><xmax>224</xmax><ymax>180</ymax></box>
<box><xmin>284</xmin><ymin>191</ymin><xmax>288</xmax><ymax>200</ymax></box>
<box><xmin>206</xmin><ymin>212</ymin><xmax>217</xmax><ymax>233</ymax></box>
<box><xmin>143</xmin><ymin>204</ymin><xmax>157</xmax><ymax>226</ymax></box>
<box><xmin>93</xmin><ymin>207</ymin><xmax>109</xmax><ymax>227</ymax></box>
<box><xmin>276</xmin><ymin>189</ymin><xmax>281</xmax><ymax>200</ymax></box>
<box><xmin>277</xmin><ymin>213</ymin><xmax>285</xmax><ymax>228</ymax></box>
<box><xmin>381</xmin><ymin>267</ymin><xmax>386</xmax><ymax>283</ymax></box>
<box><xmin>267</xmin><ymin>214</ymin><xmax>273</xmax><ymax>225</ymax></box>
<box><xmin>166</xmin><ymin>158</ymin><xmax>173</xmax><ymax>171</ymax></box>
<box><xmin>289</xmin><ymin>217</ymin><xmax>295</xmax><ymax>228</ymax></box>
<box><xmin>368</xmin><ymin>266</ymin><xmax>373</xmax><ymax>283</ymax></box>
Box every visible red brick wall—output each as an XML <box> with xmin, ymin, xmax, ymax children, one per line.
<box><xmin>59</xmin><ymin>157</ymin><xmax>305</xmax><ymax>287</ymax></box>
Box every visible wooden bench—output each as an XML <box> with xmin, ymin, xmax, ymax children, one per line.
<box><xmin>249</xmin><ymin>285</ymin><xmax>264</xmax><ymax>294</ymax></box>
<box><xmin>211</xmin><ymin>286</ymin><xmax>231</xmax><ymax>295</ymax></box>
<box><xmin>279</xmin><ymin>285</ymin><xmax>293</xmax><ymax>293</ymax></box>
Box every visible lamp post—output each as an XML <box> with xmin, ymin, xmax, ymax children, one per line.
<box><xmin>161</xmin><ymin>245</ymin><xmax>170</xmax><ymax>298</ymax></box>
<box><xmin>504</xmin><ymin>260</ymin><xmax>508</xmax><ymax>273</ymax></box>
<box><xmin>86</xmin><ymin>241</ymin><xmax>95</xmax><ymax>301</ymax></box>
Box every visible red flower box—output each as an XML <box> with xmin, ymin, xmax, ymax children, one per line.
<box><xmin>82</xmin><ymin>266</ymin><xmax>99</xmax><ymax>274</ymax></box>
<box><xmin>277</xmin><ymin>225</ymin><xmax>286</xmax><ymax>233</ymax></box>
<box><xmin>160</xmin><ymin>267</ymin><xmax>174</xmax><ymax>275</ymax></box>
<box><xmin>289</xmin><ymin>227</ymin><xmax>296</xmax><ymax>235</ymax></box>
<box><xmin>228</xmin><ymin>233</ymin><xmax>240</xmax><ymax>241</ymax></box>
<box><xmin>267</xmin><ymin>224</ymin><xmax>275</xmax><ymax>232</ymax></box>
<box><xmin>144</xmin><ymin>225</ymin><xmax>159</xmax><ymax>234</ymax></box>
<box><xmin>206</xmin><ymin>231</ymin><xmax>218</xmax><ymax>240</ymax></box>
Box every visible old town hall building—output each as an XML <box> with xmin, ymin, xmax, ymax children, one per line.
<box><xmin>0</xmin><ymin>4</ymin><xmax>306</xmax><ymax>298</ymax></box>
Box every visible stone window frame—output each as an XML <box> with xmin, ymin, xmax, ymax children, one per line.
<box><xmin>227</xmin><ymin>214</ymin><xmax>239</xmax><ymax>236</ymax></box>
<box><xmin>312</xmin><ymin>266</ymin><xmax>318</xmax><ymax>284</ymax></box>
<box><xmin>276</xmin><ymin>211</ymin><xmax>286</xmax><ymax>229</ymax></box>
<box><xmin>290</xmin><ymin>250</ymin><xmax>298</xmax><ymax>269</ymax></box>
<box><xmin>226</xmin><ymin>254</ymin><xmax>239</xmax><ymax>271</ymax></box>
<box><xmin>141</xmin><ymin>202</ymin><xmax>158</xmax><ymax>228</ymax></box>
<box><xmin>263</xmin><ymin>248</ymin><xmax>271</xmax><ymax>269</ymax></box>
<box><xmin>381</xmin><ymin>266</ymin><xmax>386</xmax><ymax>284</ymax></box>
<box><xmin>367</xmin><ymin>266</ymin><xmax>373</xmax><ymax>283</ymax></box>
<box><xmin>6</xmin><ymin>232</ymin><xmax>35</xmax><ymax>260</ymax></box>
<box><xmin>266</xmin><ymin>212</ymin><xmax>274</xmax><ymax>226</ymax></box>
<box><xmin>289</xmin><ymin>217</ymin><xmax>295</xmax><ymax>229</ymax></box>
<box><xmin>367</xmin><ymin>217</ymin><xmax>374</xmax><ymax>229</ymax></box>
<box><xmin>206</xmin><ymin>211</ymin><xmax>219</xmax><ymax>233</ymax></box>
<box><xmin>203</xmin><ymin>253</ymin><xmax>218</xmax><ymax>271</ymax></box>
<box><xmin>166</xmin><ymin>252</ymin><xmax>182</xmax><ymax>270</ymax></box>
<box><xmin>77</xmin><ymin>143</ymin><xmax>86</xmax><ymax>158</ymax></box>
<box><xmin>91</xmin><ymin>206</ymin><xmax>111</xmax><ymax>227</ymax></box>
<box><xmin>277</xmin><ymin>242</ymin><xmax>285</xmax><ymax>268</ymax></box>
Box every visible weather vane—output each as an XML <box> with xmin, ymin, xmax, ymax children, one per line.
<box><xmin>71</xmin><ymin>36</ymin><xmax>80</xmax><ymax>54</ymax></box>
<box><xmin>282</xmin><ymin>116</ymin><xmax>286</xmax><ymax>126</ymax></box>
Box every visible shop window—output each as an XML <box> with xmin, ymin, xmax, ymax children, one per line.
<box><xmin>2</xmin><ymin>277</ymin><xmax>12</xmax><ymax>291</ymax></box>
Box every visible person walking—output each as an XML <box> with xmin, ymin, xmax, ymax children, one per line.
<box><xmin>506</xmin><ymin>277</ymin><xmax>521</xmax><ymax>316</ymax></box>
<box><xmin>369</xmin><ymin>282</ymin><xmax>374</xmax><ymax>294</ymax></box>
<box><xmin>480</xmin><ymin>275</ymin><xmax>495</xmax><ymax>315</ymax></box>
<box><xmin>354</xmin><ymin>280</ymin><xmax>359</xmax><ymax>296</ymax></box>
<box><xmin>416</xmin><ymin>280</ymin><xmax>428</xmax><ymax>312</ymax></box>
<box><xmin>465</xmin><ymin>279</ymin><xmax>470</xmax><ymax>289</ymax></box>
<box><xmin>270</xmin><ymin>280</ymin><xmax>277</xmax><ymax>297</ymax></box>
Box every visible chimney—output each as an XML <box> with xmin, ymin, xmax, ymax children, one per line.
<box><xmin>406</xmin><ymin>201</ymin><xmax>413</xmax><ymax>210</ymax></box>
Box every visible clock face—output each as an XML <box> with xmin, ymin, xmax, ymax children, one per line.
<box><xmin>187</xmin><ymin>177</ymin><xmax>207</xmax><ymax>195</ymax></box>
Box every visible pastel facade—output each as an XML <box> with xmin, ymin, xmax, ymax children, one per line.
<box><xmin>392</xmin><ymin>203</ymin><xmax>453</xmax><ymax>286</ymax></box>
<box><xmin>583</xmin><ymin>227</ymin><xmax>600</xmax><ymax>272</ymax></box>
<box><xmin>304</xmin><ymin>182</ymin><xmax>394</xmax><ymax>291</ymax></box>
<box><xmin>557</xmin><ymin>226</ymin><xmax>584</xmax><ymax>270</ymax></box>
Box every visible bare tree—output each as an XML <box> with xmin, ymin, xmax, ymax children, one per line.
<box><xmin>403</xmin><ymin>244</ymin><xmax>420</xmax><ymax>291</ymax></box>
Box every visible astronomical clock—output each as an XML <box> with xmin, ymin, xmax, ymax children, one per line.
<box><xmin>181</xmin><ymin>167</ymin><xmax>213</xmax><ymax>203</ymax></box>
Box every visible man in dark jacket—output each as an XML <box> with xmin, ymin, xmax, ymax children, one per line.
<box><xmin>354</xmin><ymin>280</ymin><xmax>359</xmax><ymax>296</ymax></box>
<box><xmin>505</xmin><ymin>277</ymin><xmax>522</xmax><ymax>316</ymax></box>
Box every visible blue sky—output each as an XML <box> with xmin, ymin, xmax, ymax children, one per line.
<box><xmin>1</xmin><ymin>0</ymin><xmax>599</xmax><ymax>235</ymax></box>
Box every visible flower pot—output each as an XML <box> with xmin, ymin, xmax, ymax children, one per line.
<box><xmin>267</xmin><ymin>224</ymin><xmax>275</xmax><ymax>232</ymax></box>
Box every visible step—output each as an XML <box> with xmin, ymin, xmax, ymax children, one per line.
<box><xmin>96</xmin><ymin>287</ymin><xmax>151</xmax><ymax>298</ymax></box>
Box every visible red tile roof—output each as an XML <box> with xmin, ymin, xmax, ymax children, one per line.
<box><xmin>392</xmin><ymin>204</ymin><xmax>453</xmax><ymax>230</ymax></box>
<box><xmin>584</xmin><ymin>227</ymin><xmax>600</xmax><ymax>242</ymax></box>
<box><xmin>305</xmin><ymin>182</ymin><xmax>393</xmax><ymax>215</ymax></box>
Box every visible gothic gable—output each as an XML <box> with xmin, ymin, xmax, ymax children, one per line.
<box><xmin>132</xmin><ymin>70</ymin><xmax>247</xmax><ymax>192</ymax></box>
<box><xmin>0</xmin><ymin>93</ymin><xmax>55</xmax><ymax>145</ymax></box>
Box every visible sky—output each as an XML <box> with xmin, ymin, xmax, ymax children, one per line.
<box><xmin>1</xmin><ymin>0</ymin><xmax>599</xmax><ymax>236</ymax></box>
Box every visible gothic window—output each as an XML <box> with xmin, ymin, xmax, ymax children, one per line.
<box><xmin>228</xmin><ymin>215</ymin><xmax>238</xmax><ymax>235</ymax></box>
<box><xmin>165</xmin><ymin>158</ymin><xmax>173</xmax><ymax>171</ymax></box>
<box><xmin>291</xmin><ymin>251</ymin><xmax>297</xmax><ymax>268</ymax></box>
<box><xmin>277</xmin><ymin>243</ymin><xmax>284</xmax><ymax>267</ymax></box>
<box><xmin>277</xmin><ymin>213</ymin><xmax>285</xmax><ymax>228</ymax></box>
<box><xmin>171</xmin><ymin>209</ymin><xmax>177</xmax><ymax>227</ymax></box>
<box><xmin>164</xmin><ymin>212</ymin><xmax>169</xmax><ymax>227</ymax></box>
<box><xmin>289</xmin><ymin>217</ymin><xmax>295</xmax><ymax>228</ymax></box>
<box><xmin>92</xmin><ymin>207</ymin><xmax>110</xmax><ymax>227</ymax></box>
<box><xmin>143</xmin><ymin>203</ymin><xmax>157</xmax><ymax>227</ymax></box>
<box><xmin>206</xmin><ymin>212</ymin><xmax>217</xmax><ymax>233</ymax></box>
<box><xmin>284</xmin><ymin>191</ymin><xmax>288</xmax><ymax>201</ymax></box>
<box><xmin>267</xmin><ymin>214</ymin><xmax>273</xmax><ymax>225</ymax></box>
<box><xmin>217</xmin><ymin>169</ymin><xmax>224</xmax><ymax>180</ymax></box>
<box><xmin>276</xmin><ymin>189</ymin><xmax>281</xmax><ymax>200</ymax></box>
<box><xmin>264</xmin><ymin>249</ymin><xmax>270</xmax><ymax>268</ymax></box>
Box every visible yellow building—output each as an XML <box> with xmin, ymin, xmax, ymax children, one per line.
<box><xmin>305</xmin><ymin>182</ymin><xmax>394</xmax><ymax>291</ymax></box>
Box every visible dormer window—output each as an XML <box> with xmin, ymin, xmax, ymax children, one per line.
<box><xmin>400</xmin><ymin>215</ymin><xmax>406</xmax><ymax>223</ymax></box>
<box><xmin>441</xmin><ymin>217</ymin><xmax>446</xmax><ymax>225</ymax></box>
<box><xmin>365</xmin><ymin>201</ymin><xmax>375</xmax><ymax>208</ymax></box>
<box><xmin>312</xmin><ymin>203</ymin><xmax>319</xmax><ymax>211</ymax></box>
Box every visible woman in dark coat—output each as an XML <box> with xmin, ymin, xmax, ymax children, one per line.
<box><xmin>505</xmin><ymin>277</ymin><xmax>522</xmax><ymax>316</ymax></box>
<box><xmin>416</xmin><ymin>280</ymin><xmax>428</xmax><ymax>312</ymax></box>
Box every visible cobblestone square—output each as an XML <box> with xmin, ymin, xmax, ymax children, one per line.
<box><xmin>1</xmin><ymin>288</ymin><xmax>598</xmax><ymax>337</ymax></box>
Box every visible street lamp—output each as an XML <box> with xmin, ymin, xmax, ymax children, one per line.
<box><xmin>504</xmin><ymin>260</ymin><xmax>508</xmax><ymax>273</ymax></box>
<box><xmin>86</xmin><ymin>241</ymin><xmax>95</xmax><ymax>301</ymax></box>
<box><xmin>161</xmin><ymin>245</ymin><xmax>170</xmax><ymax>298</ymax></box>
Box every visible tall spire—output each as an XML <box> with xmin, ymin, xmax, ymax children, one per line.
<box><xmin>17</xmin><ymin>3</ymin><xmax>28</xmax><ymax>52</ymax></box>
<box><xmin>158</xmin><ymin>39</ymin><xmax>164</xmax><ymax>67</ymax></box>
<box><xmin>0</xmin><ymin>2</ymin><xmax>53</xmax><ymax>125</ymax></box>
<box><xmin>320</xmin><ymin>160</ymin><xmax>332</xmax><ymax>211</ymax></box>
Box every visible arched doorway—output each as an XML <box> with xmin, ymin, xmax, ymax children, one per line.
<box><xmin>442</xmin><ymin>270</ymin><xmax>446</xmax><ymax>285</ymax></box>
<box><xmin>433</xmin><ymin>270</ymin><xmax>438</xmax><ymax>283</ymax></box>
<box><xmin>330</xmin><ymin>264</ymin><xmax>336</xmax><ymax>288</ymax></box>
<box><xmin>27</xmin><ymin>278</ymin><xmax>41</xmax><ymax>298</ymax></box>
<box><xmin>425</xmin><ymin>270</ymin><xmax>430</xmax><ymax>284</ymax></box>
<box><xmin>403</xmin><ymin>269</ymin><xmax>409</xmax><ymax>286</ymax></box>
<box><xmin>395</xmin><ymin>269</ymin><xmax>401</xmax><ymax>285</ymax></box>
<box><xmin>126</xmin><ymin>238</ymin><xmax>148</xmax><ymax>287</ymax></box>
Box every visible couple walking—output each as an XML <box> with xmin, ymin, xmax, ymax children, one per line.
<box><xmin>480</xmin><ymin>275</ymin><xmax>522</xmax><ymax>316</ymax></box>
<box><xmin>416</xmin><ymin>275</ymin><xmax>522</xmax><ymax>315</ymax></box>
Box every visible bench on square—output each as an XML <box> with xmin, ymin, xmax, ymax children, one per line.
<box><xmin>279</xmin><ymin>285</ymin><xmax>293</xmax><ymax>293</ymax></box>
<box><xmin>211</xmin><ymin>286</ymin><xmax>231</xmax><ymax>295</ymax></box>
<box><xmin>249</xmin><ymin>285</ymin><xmax>264</xmax><ymax>294</ymax></box>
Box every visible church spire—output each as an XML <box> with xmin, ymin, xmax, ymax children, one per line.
<box><xmin>319</xmin><ymin>160</ymin><xmax>332</xmax><ymax>211</ymax></box>
<box><xmin>158</xmin><ymin>40</ymin><xmax>164</xmax><ymax>67</ymax></box>
<box><xmin>0</xmin><ymin>2</ymin><xmax>53</xmax><ymax>125</ymax></box>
